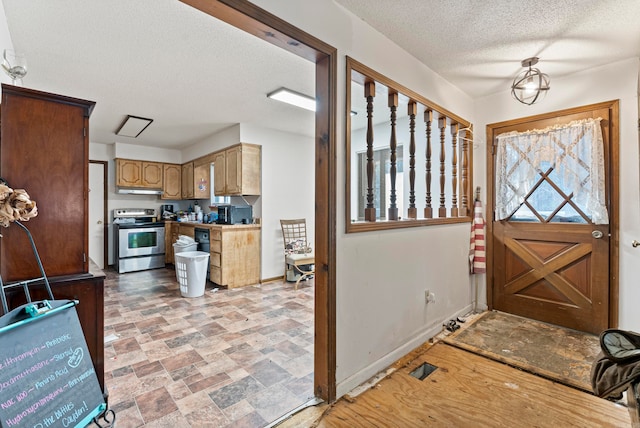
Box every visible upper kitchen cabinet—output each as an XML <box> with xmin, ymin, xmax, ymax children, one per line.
<box><xmin>116</xmin><ymin>159</ymin><xmax>162</xmax><ymax>188</ymax></box>
<box><xmin>181</xmin><ymin>161</ymin><xmax>194</xmax><ymax>199</ymax></box>
<box><xmin>214</xmin><ymin>143</ymin><xmax>261</xmax><ymax>196</ymax></box>
<box><xmin>193</xmin><ymin>161</ymin><xmax>210</xmax><ymax>199</ymax></box>
<box><xmin>212</xmin><ymin>151</ymin><xmax>226</xmax><ymax>195</ymax></box>
<box><xmin>0</xmin><ymin>84</ymin><xmax>95</xmax><ymax>281</ymax></box>
<box><xmin>162</xmin><ymin>163</ymin><xmax>181</xmax><ymax>200</ymax></box>
<box><xmin>141</xmin><ymin>162</ymin><xmax>162</xmax><ymax>187</ymax></box>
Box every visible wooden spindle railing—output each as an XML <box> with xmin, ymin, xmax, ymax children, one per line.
<box><xmin>460</xmin><ymin>127</ymin><xmax>470</xmax><ymax>217</ymax></box>
<box><xmin>364</xmin><ymin>81</ymin><xmax>376</xmax><ymax>222</ymax></box>
<box><xmin>388</xmin><ymin>92</ymin><xmax>399</xmax><ymax>221</ymax></box>
<box><xmin>347</xmin><ymin>57</ymin><xmax>473</xmax><ymax>231</ymax></box>
<box><xmin>438</xmin><ymin>116</ymin><xmax>447</xmax><ymax>218</ymax></box>
<box><xmin>408</xmin><ymin>101</ymin><xmax>417</xmax><ymax>219</ymax></box>
<box><xmin>424</xmin><ymin>109</ymin><xmax>433</xmax><ymax>219</ymax></box>
<box><xmin>450</xmin><ymin>123</ymin><xmax>459</xmax><ymax>217</ymax></box>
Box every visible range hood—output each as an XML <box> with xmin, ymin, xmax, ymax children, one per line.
<box><xmin>116</xmin><ymin>187</ymin><xmax>163</xmax><ymax>195</ymax></box>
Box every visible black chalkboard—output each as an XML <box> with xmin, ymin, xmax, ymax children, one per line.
<box><xmin>0</xmin><ymin>300</ymin><xmax>105</xmax><ymax>428</ymax></box>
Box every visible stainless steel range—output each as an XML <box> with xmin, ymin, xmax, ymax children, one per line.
<box><xmin>113</xmin><ymin>208</ymin><xmax>165</xmax><ymax>273</ymax></box>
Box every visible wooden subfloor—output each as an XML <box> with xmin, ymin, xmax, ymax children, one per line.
<box><xmin>309</xmin><ymin>343</ymin><xmax>630</xmax><ymax>427</ymax></box>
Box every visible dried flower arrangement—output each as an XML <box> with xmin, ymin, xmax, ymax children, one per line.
<box><xmin>0</xmin><ymin>179</ymin><xmax>38</xmax><ymax>235</ymax></box>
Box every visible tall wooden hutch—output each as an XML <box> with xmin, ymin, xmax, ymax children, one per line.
<box><xmin>0</xmin><ymin>84</ymin><xmax>105</xmax><ymax>392</ymax></box>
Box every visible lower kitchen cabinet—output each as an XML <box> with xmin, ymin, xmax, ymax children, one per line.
<box><xmin>166</xmin><ymin>222</ymin><xmax>260</xmax><ymax>288</ymax></box>
<box><xmin>165</xmin><ymin>222</ymin><xmax>180</xmax><ymax>264</ymax></box>
<box><xmin>210</xmin><ymin>225</ymin><xmax>260</xmax><ymax>288</ymax></box>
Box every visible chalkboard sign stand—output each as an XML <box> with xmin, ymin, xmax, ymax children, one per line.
<box><xmin>0</xmin><ymin>300</ymin><xmax>112</xmax><ymax>427</ymax></box>
<box><xmin>0</xmin><ymin>220</ymin><xmax>54</xmax><ymax>314</ymax></box>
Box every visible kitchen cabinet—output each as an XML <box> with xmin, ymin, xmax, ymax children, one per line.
<box><xmin>162</xmin><ymin>163</ymin><xmax>182</xmax><ymax>200</ymax></box>
<box><xmin>166</xmin><ymin>222</ymin><xmax>260</xmax><ymax>288</ymax></box>
<box><xmin>213</xmin><ymin>143</ymin><xmax>261</xmax><ymax>196</ymax></box>
<box><xmin>180</xmin><ymin>160</ymin><xmax>210</xmax><ymax>200</ymax></box>
<box><xmin>116</xmin><ymin>159</ymin><xmax>141</xmax><ymax>186</ymax></box>
<box><xmin>178</xmin><ymin>224</ymin><xmax>195</xmax><ymax>239</ymax></box>
<box><xmin>115</xmin><ymin>159</ymin><xmax>163</xmax><ymax>188</ymax></box>
<box><xmin>209</xmin><ymin>225</ymin><xmax>260</xmax><ymax>288</ymax></box>
<box><xmin>181</xmin><ymin>162</ymin><xmax>194</xmax><ymax>199</ymax></box>
<box><xmin>212</xmin><ymin>151</ymin><xmax>226</xmax><ymax>195</ymax></box>
<box><xmin>165</xmin><ymin>221</ymin><xmax>180</xmax><ymax>263</ymax></box>
<box><xmin>193</xmin><ymin>162</ymin><xmax>210</xmax><ymax>199</ymax></box>
<box><xmin>141</xmin><ymin>161</ymin><xmax>163</xmax><ymax>187</ymax></box>
<box><xmin>0</xmin><ymin>84</ymin><xmax>95</xmax><ymax>280</ymax></box>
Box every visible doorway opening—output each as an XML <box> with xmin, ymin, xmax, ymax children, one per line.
<box><xmin>179</xmin><ymin>0</ymin><xmax>337</xmax><ymax>403</ymax></box>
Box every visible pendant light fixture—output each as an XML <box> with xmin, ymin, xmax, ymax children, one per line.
<box><xmin>511</xmin><ymin>57</ymin><xmax>550</xmax><ymax>105</ymax></box>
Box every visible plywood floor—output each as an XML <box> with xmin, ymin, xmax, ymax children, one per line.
<box><xmin>310</xmin><ymin>343</ymin><xmax>630</xmax><ymax>427</ymax></box>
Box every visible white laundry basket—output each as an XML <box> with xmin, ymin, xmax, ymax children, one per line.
<box><xmin>174</xmin><ymin>251</ymin><xmax>210</xmax><ymax>297</ymax></box>
<box><xmin>173</xmin><ymin>235</ymin><xmax>198</xmax><ymax>256</ymax></box>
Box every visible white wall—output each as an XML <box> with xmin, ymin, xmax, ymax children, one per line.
<box><xmin>250</xmin><ymin>0</ymin><xmax>476</xmax><ymax>397</ymax></box>
<box><xmin>240</xmin><ymin>124</ymin><xmax>315</xmax><ymax>280</ymax></box>
<box><xmin>0</xmin><ymin>1</ymin><xmax>14</xmax><ymax>86</ymax></box>
<box><xmin>182</xmin><ymin>124</ymin><xmax>241</xmax><ymax>161</ymax></box>
<box><xmin>474</xmin><ymin>58</ymin><xmax>640</xmax><ymax>330</ymax></box>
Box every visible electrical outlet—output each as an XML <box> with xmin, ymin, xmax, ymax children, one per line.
<box><xmin>425</xmin><ymin>290</ymin><xmax>436</xmax><ymax>304</ymax></box>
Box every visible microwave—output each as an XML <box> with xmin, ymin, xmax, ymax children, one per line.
<box><xmin>217</xmin><ymin>205</ymin><xmax>253</xmax><ymax>225</ymax></box>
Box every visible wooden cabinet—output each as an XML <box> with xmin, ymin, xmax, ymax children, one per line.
<box><xmin>209</xmin><ymin>225</ymin><xmax>260</xmax><ymax>288</ymax></box>
<box><xmin>116</xmin><ymin>159</ymin><xmax>141</xmax><ymax>187</ymax></box>
<box><xmin>141</xmin><ymin>161</ymin><xmax>162</xmax><ymax>187</ymax></box>
<box><xmin>212</xmin><ymin>151</ymin><xmax>226</xmax><ymax>195</ymax></box>
<box><xmin>181</xmin><ymin>162</ymin><xmax>194</xmax><ymax>199</ymax></box>
<box><xmin>115</xmin><ymin>159</ymin><xmax>162</xmax><ymax>188</ymax></box>
<box><xmin>162</xmin><ymin>163</ymin><xmax>182</xmax><ymax>200</ymax></box>
<box><xmin>193</xmin><ymin>162</ymin><xmax>210</xmax><ymax>199</ymax></box>
<box><xmin>165</xmin><ymin>222</ymin><xmax>180</xmax><ymax>263</ymax></box>
<box><xmin>165</xmin><ymin>222</ymin><xmax>260</xmax><ymax>288</ymax></box>
<box><xmin>214</xmin><ymin>144</ymin><xmax>261</xmax><ymax>196</ymax></box>
<box><xmin>178</xmin><ymin>224</ymin><xmax>195</xmax><ymax>238</ymax></box>
<box><xmin>180</xmin><ymin>161</ymin><xmax>210</xmax><ymax>200</ymax></box>
<box><xmin>0</xmin><ymin>84</ymin><xmax>95</xmax><ymax>280</ymax></box>
<box><xmin>0</xmin><ymin>84</ymin><xmax>103</xmax><ymax>392</ymax></box>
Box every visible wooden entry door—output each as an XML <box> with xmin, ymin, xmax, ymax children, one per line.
<box><xmin>487</xmin><ymin>101</ymin><xmax>618</xmax><ymax>334</ymax></box>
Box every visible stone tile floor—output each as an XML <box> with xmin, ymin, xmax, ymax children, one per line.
<box><xmin>96</xmin><ymin>268</ymin><xmax>314</xmax><ymax>427</ymax></box>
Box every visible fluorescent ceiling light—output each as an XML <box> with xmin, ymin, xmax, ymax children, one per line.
<box><xmin>115</xmin><ymin>115</ymin><xmax>154</xmax><ymax>138</ymax></box>
<box><xmin>267</xmin><ymin>87</ymin><xmax>316</xmax><ymax>112</ymax></box>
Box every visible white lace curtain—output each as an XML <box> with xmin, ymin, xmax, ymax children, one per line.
<box><xmin>495</xmin><ymin>118</ymin><xmax>608</xmax><ymax>224</ymax></box>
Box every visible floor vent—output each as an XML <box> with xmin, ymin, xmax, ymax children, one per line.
<box><xmin>409</xmin><ymin>362</ymin><xmax>437</xmax><ymax>380</ymax></box>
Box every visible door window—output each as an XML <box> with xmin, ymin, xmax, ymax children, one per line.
<box><xmin>495</xmin><ymin>118</ymin><xmax>608</xmax><ymax>224</ymax></box>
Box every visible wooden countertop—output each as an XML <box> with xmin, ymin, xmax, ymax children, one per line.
<box><xmin>166</xmin><ymin>221</ymin><xmax>261</xmax><ymax>230</ymax></box>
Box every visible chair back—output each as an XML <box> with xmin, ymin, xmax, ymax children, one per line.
<box><xmin>280</xmin><ymin>219</ymin><xmax>309</xmax><ymax>253</ymax></box>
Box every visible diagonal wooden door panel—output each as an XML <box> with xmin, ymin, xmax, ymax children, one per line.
<box><xmin>503</xmin><ymin>237</ymin><xmax>593</xmax><ymax>307</ymax></box>
<box><xmin>493</xmin><ymin>219</ymin><xmax>608</xmax><ymax>334</ymax></box>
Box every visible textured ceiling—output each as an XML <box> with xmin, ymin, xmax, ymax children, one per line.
<box><xmin>2</xmin><ymin>1</ymin><xmax>639</xmax><ymax>149</ymax></box>
<box><xmin>1</xmin><ymin>0</ymin><xmax>315</xmax><ymax>149</ymax></box>
<box><xmin>335</xmin><ymin>0</ymin><xmax>640</xmax><ymax>98</ymax></box>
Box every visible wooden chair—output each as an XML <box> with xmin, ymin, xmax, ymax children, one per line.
<box><xmin>280</xmin><ymin>219</ymin><xmax>314</xmax><ymax>289</ymax></box>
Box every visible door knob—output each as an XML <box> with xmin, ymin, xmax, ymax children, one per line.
<box><xmin>592</xmin><ymin>230</ymin><xmax>603</xmax><ymax>239</ymax></box>
<box><xmin>633</xmin><ymin>240</ymin><xmax>640</xmax><ymax>248</ymax></box>
<box><xmin>97</xmin><ymin>220</ymin><xmax>103</xmax><ymax>224</ymax></box>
